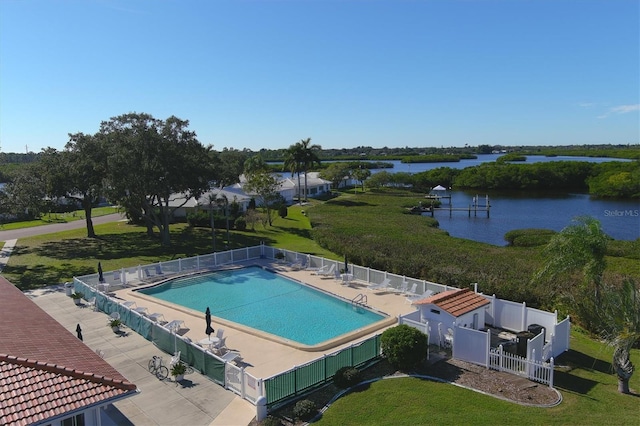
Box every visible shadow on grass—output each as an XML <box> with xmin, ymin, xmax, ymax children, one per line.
<box><xmin>553</xmin><ymin>349</ymin><xmax>610</xmax><ymax>395</ymax></box>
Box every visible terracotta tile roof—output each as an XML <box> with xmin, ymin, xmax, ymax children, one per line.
<box><xmin>413</xmin><ymin>288</ymin><xmax>490</xmax><ymax>317</ymax></box>
<box><xmin>0</xmin><ymin>277</ymin><xmax>137</xmax><ymax>425</ymax></box>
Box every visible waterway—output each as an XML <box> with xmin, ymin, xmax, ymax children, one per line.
<box><xmin>370</xmin><ymin>155</ymin><xmax>638</xmax><ymax>245</ymax></box>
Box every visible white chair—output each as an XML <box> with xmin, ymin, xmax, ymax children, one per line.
<box><xmin>210</xmin><ymin>336</ymin><xmax>227</xmax><ymax>353</ymax></box>
<box><xmin>396</xmin><ymin>281</ymin><xmax>409</xmax><ymax>294</ymax></box>
<box><xmin>87</xmin><ymin>297</ymin><xmax>97</xmax><ymax>311</ymax></box>
<box><xmin>406</xmin><ymin>289</ymin><xmax>433</xmax><ymax>304</ymax></box>
<box><xmin>110</xmin><ymin>311</ymin><xmax>121</xmax><ymax>320</ymax></box>
<box><xmin>368</xmin><ymin>278</ymin><xmax>391</xmax><ymax>292</ymax></box>
<box><xmin>215</xmin><ymin>328</ymin><xmax>224</xmax><ymax>340</ymax></box>
<box><xmin>318</xmin><ymin>264</ymin><xmax>336</xmax><ymax>277</ymax></box>
<box><xmin>148</xmin><ymin>312</ymin><xmax>166</xmax><ymax>323</ymax></box>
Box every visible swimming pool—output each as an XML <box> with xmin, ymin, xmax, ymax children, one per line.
<box><xmin>137</xmin><ymin>267</ymin><xmax>387</xmax><ymax>346</ymax></box>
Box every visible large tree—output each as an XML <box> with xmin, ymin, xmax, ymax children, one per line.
<box><xmin>534</xmin><ymin>216</ymin><xmax>639</xmax><ymax>394</ymax></box>
<box><xmin>38</xmin><ymin>133</ymin><xmax>107</xmax><ymax>238</ymax></box>
<box><xmin>319</xmin><ymin>162</ymin><xmax>351</xmax><ymax>190</ymax></box>
<box><xmin>100</xmin><ymin>113</ymin><xmax>215</xmax><ymax>246</ymax></box>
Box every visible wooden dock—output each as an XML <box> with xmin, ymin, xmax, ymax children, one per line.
<box><xmin>422</xmin><ymin>194</ymin><xmax>491</xmax><ymax>218</ymax></box>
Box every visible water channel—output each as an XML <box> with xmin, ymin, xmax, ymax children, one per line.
<box><xmin>370</xmin><ymin>155</ymin><xmax>639</xmax><ymax>246</ymax></box>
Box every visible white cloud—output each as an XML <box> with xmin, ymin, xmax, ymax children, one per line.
<box><xmin>597</xmin><ymin>104</ymin><xmax>640</xmax><ymax>119</ymax></box>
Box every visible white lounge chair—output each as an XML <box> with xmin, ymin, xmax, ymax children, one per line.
<box><xmin>318</xmin><ymin>264</ymin><xmax>336</xmax><ymax>277</ymax></box>
<box><xmin>368</xmin><ymin>278</ymin><xmax>391</xmax><ymax>292</ymax></box>
<box><xmin>406</xmin><ymin>290</ymin><xmax>434</xmax><ymax>304</ymax></box>
<box><xmin>148</xmin><ymin>312</ymin><xmax>166</xmax><ymax>323</ymax></box>
<box><xmin>290</xmin><ymin>258</ymin><xmax>307</xmax><ymax>270</ymax></box>
<box><xmin>396</xmin><ymin>281</ymin><xmax>409</xmax><ymax>294</ymax></box>
<box><xmin>220</xmin><ymin>350</ymin><xmax>241</xmax><ymax>364</ymax></box>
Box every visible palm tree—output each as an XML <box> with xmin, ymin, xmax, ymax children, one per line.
<box><xmin>534</xmin><ymin>216</ymin><xmax>639</xmax><ymax>393</ymax></box>
<box><xmin>297</xmin><ymin>138</ymin><xmax>321</xmax><ymax>201</ymax></box>
<box><xmin>283</xmin><ymin>143</ymin><xmax>303</xmax><ymax>204</ymax></box>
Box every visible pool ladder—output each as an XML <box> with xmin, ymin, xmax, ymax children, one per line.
<box><xmin>352</xmin><ymin>293</ymin><xmax>367</xmax><ymax>307</ymax></box>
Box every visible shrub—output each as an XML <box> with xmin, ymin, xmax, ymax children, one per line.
<box><xmin>333</xmin><ymin>366</ymin><xmax>362</xmax><ymax>389</ymax></box>
<box><xmin>259</xmin><ymin>416</ymin><xmax>282</xmax><ymax>426</ymax></box>
<box><xmin>292</xmin><ymin>399</ymin><xmax>316</xmax><ymax>422</ymax></box>
<box><xmin>171</xmin><ymin>361</ymin><xmax>187</xmax><ymax>376</ymax></box>
<box><xmin>278</xmin><ymin>205</ymin><xmax>288</xmax><ymax>218</ymax></box>
<box><xmin>504</xmin><ymin>229</ymin><xmax>556</xmax><ymax>247</ymax></box>
<box><xmin>380</xmin><ymin>324</ymin><xmax>428</xmax><ymax>371</ymax></box>
<box><xmin>186</xmin><ymin>210</ymin><xmax>209</xmax><ymax>227</ymax></box>
<box><xmin>235</xmin><ymin>216</ymin><xmax>247</xmax><ymax>231</ymax></box>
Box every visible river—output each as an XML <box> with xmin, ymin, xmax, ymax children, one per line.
<box><xmin>369</xmin><ymin>155</ymin><xmax>638</xmax><ymax>245</ymax></box>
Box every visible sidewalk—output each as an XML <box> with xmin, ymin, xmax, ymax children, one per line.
<box><xmin>27</xmin><ymin>286</ymin><xmax>256</xmax><ymax>426</ymax></box>
<box><xmin>0</xmin><ymin>239</ymin><xmax>16</xmax><ymax>272</ymax></box>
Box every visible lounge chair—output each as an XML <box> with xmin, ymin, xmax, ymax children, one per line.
<box><xmin>396</xmin><ymin>281</ymin><xmax>409</xmax><ymax>294</ymax></box>
<box><xmin>310</xmin><ymin>264</ymin><xmax>330</xmax><ymax>275</ymax></box>
<box><xmin>220</xmin><ymin>350</ymin><xmax>241</xmax><ymax>364</ymax></box>
<box><xmin>403</xmin><ymin>283</ymin><xmax>418</xmax><ymax>296</ymax></box>
<box><xmin>318</xmin><ymin>264</ymin><xmax>336</xmax><ymax>277</ymax></box>
<box><xmin>148</xmin><ymin>312</ymin><xmax>166</xmax><ymax>323</ymax></box>
<box><xmin>133</xmin><ymin>306</ymin><xmax>149</xmax><ymax>316</ymax></box>
<box><xmin>290</xmin><ymin>258</ymin><xmax>307</xmax><ymax>270</ymax></box>
<box><xmin>367</xmin><ymin>278</ymin><xmax>391</xmax><ymax>292</ymax></box>
<box><xmin>406</xmin><ymin>290</ymin><xmax>434</xmax><ymax>304</ymax></box>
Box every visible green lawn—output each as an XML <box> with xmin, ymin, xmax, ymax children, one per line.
<box><xmin>316</xmin><ymin>330</ymin><xmax>640</xmax><ymax>425</ymax></box>
<box><xmin>0</xmin><ymin>206</ymin><xmax>120</xmax><ymax>230</ymax></box>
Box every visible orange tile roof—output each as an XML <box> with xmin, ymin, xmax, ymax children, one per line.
<box><xmin>0</xmin><ymin>277</ymin><xmax>137</xmax><ymax>425</ymax></box>
<box><xmin>413</xmin><ymin>288</ymin><xmax>490</xmax><ymax>317</ymax></box>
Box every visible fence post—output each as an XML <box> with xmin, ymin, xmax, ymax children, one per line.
<box><xmin>196</xmin><ymin>255</ymin><xmax>200</xmax><ymax>270</ymax></box>
<box><xmin>178</xmin><ymin>258</ymin><xmax>182</xmax><ymax>272</ymax></box>
<box><xmin>549</xmin><ymin>357</ymin><xmax>555</xmax><ymax>388</ymax></box>
<box><xmin>485</xmin><ymin>329</ymin><xmax>490</xmax><ymax>368</ymax></box>
<box><xmin>521</xmin><ymin>301</ymin><xmax>527</xmax><ymax>331</ymax></box>
<box><xmin>498</xmin><ymin>344</ymin><xmax>503</xmax><ymax>372</ymax></box>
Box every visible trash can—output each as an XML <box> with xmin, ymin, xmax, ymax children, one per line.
<box><xmin>64</xmin><ymin>282</ymin><xmax>74</xmax><ymax>296</ymax></box>
<box><xmin>516</xmin><ymin>331</ymin><xmax>535</xmax><ymax>357</ymax></box>
<box><xmin>528</xmin><ymin>324</ymin><xmax>545</xmax><ymax>343</ymax></box>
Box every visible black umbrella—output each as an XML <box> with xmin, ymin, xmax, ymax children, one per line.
<box><xmin>205</xmin><ymin>307</ymin><xmax>214</xmax><ymax>338</ymax></box>
<box><xmin>76</xmin><ymin>324</ymin><xmax>83</xmax><ymax>341</ymax></box>
<box><xmin>98</xmin><ymin>262</ymin><xmax>104</xmax><ymax>283</ymax></box>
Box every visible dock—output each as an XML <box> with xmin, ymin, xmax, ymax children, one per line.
<box><xmin>422</xmin><ymin>194</ymin><xmax>491</xmax><ymax>218</ymax></box>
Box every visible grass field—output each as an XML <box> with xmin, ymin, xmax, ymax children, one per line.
<box><xmin>315</xmin><ymin>329</ymin><xmax>639</xmax><ymax>425</ymax></box>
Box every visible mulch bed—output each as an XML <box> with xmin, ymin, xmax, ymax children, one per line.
<box><xmin>252</xmin><ymin>354</ymin><xmax>560</xmax><ymax>425</ymax></box>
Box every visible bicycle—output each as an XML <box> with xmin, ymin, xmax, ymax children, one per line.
<box><xmin>148</xmin><ymin>355</ymin><xmax>169</xmax><ymax>380</ymax></box>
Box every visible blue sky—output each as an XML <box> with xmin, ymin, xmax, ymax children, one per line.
<box><xmin>1</xmin><ymin>0</ymin><xmax>638</xmax><ymax>153</ymax></box>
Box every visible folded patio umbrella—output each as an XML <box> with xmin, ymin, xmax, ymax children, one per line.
<box><xmin>76</xmin><ymin>324</ymin><xmax>83</xmax><ymax>341</ymax></box>
<box><xmin>205</xmin><ymin>307</ymin><xmax>214</xmax><ymax>337</ymax></box>
<box><xmin>98</xmin><ymin>262</ymin><xmax>104</xmax><ymax>283</ymax></box>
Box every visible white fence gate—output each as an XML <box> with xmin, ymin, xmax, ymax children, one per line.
<box><xmin>489</xmin><ymin>345</ymin><xmax>554</xmax><ymax>387</ymax></box>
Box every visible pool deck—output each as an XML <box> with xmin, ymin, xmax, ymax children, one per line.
<box><xmin>28</xmin><ymin>259</ymin><xmax>417</xmax><ymax>425</ymax></box>
<box><xmin>113</xmin><ymin>259</ymin><xmax>417</xmax><ymax>379</ymax></box>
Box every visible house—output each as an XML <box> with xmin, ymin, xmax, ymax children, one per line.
<box><xmin>412</xmin><ymin>288</ymin><xmax>490</xmax><ymax>330</ymax></box>
<box><xmin>171</xmin><ymin>173</ymin><xmax>332</xmax><ymax>219</ymax></box>
<box><xmin>0</xmin><ymin>277</ymin><xmax>138</xmax><ymax>425</ymax></box>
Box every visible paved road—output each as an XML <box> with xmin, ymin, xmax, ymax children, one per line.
<box><xmin>0</xmin><ymin>213</ymin><xmax>124</xmax><ymax>241</ymax></box>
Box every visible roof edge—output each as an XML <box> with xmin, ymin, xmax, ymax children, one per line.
<box><xmin>0</xmin><ymin>354</ymin><xmax>137</xmax><ymax>391</ymax></box>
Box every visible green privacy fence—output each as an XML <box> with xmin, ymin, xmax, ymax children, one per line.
<box><xmin>74</xmin><ymin>278</ymin><xmax>226</xmax><ymax>385</ymax></box>
<box><xmin>264</xmin><ymin>334</ymin><xmax>381</xmax><ymax>408</ymax></box>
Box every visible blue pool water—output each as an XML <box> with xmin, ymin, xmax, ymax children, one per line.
<box><xmin>138</xmin><ymin>267</ymin><xmax>386</xmax><ymax>345</ymax></box>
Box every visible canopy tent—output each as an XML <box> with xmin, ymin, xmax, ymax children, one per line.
<box><xmin>432</xmin><ymin>185</ymin><xmax>447</xmax><ymax>191</ymax></box>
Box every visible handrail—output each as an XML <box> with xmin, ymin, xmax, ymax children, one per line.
<box><xmin>352</xmin><ymin>293</ymin><xmax>367</xmax><ymax>306</ymax></box>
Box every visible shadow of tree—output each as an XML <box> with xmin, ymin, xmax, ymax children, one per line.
<box><xmin>328</xmin><ymin>200</ymin><xmax>372</xmax><ymax>207</ymax></box>
<box><xmin>552</xmin><ymin>349</ymin><xmax>610</xmax><ymax>395</ymax></box>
